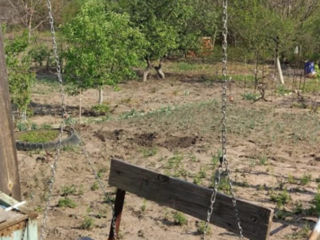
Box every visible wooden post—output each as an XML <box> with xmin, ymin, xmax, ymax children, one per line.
<box><xmin>0</xmin><ymin>26</ymin><xmax>21</xmax><ymax>200</ymax></box>
<box><xmin>108</xmin><ymin>189</ymin><xmax>126</xmax><ymax>240</ymax></box>
<box><xmin>309</xmin><ymin>218</ymin><xmax>320</xmax><ymax>240</ymax></box>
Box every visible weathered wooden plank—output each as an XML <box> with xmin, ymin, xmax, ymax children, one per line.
<box><xmin>109</xmin><ymin>159</ymin><xmax>273</xmax><ymax>240</ymax></box>
<box><xmin>0</xmin><ymin>27</ymin><xmax>21</xmax><ymax>200</ymax></box>
<box><xmin>0</xmin><ymin>192</ymin><xmax>37</xmax><ymax>220</ymax></box>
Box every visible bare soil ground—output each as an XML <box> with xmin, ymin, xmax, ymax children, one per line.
<box><xmin>17</xmin><ymin>61</ymin><xmax>320</xmax><ymax>240</ymax></box>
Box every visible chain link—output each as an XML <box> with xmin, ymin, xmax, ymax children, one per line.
<box><xmin>203</xmin><ymin>0</ymin><xmax>243</xmax><ymax>239</ymax></box>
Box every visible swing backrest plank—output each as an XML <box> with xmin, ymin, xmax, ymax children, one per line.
<box><xmin>109</xmin><ymin>159</ymin><xmax>273</xmax><ymax>240</ymax></box>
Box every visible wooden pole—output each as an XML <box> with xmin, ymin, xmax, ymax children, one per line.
<box><xmin>309</xmin><ymin>218</ymin><xmax>320</xmax><ymax>240</ymax></box>
<box><xmin>108</xmin><ymin>189</ymin><xmax>126</xmax><ymax>240</ymax></box>
<box><xmin>0</xmin><ymin>26</ymin><xmax>21</xmax><ymax>200</ymax></box>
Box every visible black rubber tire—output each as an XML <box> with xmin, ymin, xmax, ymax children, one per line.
<box><xmin>16</xmin><ymin>128</ymin><xmax>80</xmax><ymax>151</ymax></box>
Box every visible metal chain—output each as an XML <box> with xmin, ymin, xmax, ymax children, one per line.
<box><xmin>20</xmin><ymin>218</ymin><xmax>28</xmax><ymax>240</ymax></box>
<box><xmin>40</xmin><ymin>0</ymin><xmax>66</xmax><ymax>239</ymax></box>
<box><xmin>220</xmin><ymin>0</ymin><xmax>244</xmax><ymax>238</ymax></box>
<box><xmin>42</xmin><ymin>1</ymin><xmax>116</xmax><ymax>239</ymax></box>
<box><xmin>80</xmin><ymin>144</ymin><xmax>116</xmax><ymax>236</ymax></box>
<box><xmin>201</xmin><ymin>165</ymin><xmax>222</xmax><ymax>240</ymax></box>
<box><xmin>203</xmin><ymin>0</ymin><xmax>243</xmax><ymax>239</ymax></box>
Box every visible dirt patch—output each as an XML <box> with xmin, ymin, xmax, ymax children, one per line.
<box><xmin>161</xmin><ymin>135</ymin><xmax>199</xmax><ymax>150</ymax></box>
<box><xmin>94</xmin><ymin>129</ymin><xmax>126</xmax><ymax>142</ymax></box>
<box><xmin>132</xmin><ymin>132</ymin><xmax>158</xmax><ymax>147</ymax></box>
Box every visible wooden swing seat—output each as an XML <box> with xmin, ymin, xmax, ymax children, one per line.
<box><xmin>108</xmin><ymin>159</ymin><xmax>273</xmax><ymax>240</ymax></box>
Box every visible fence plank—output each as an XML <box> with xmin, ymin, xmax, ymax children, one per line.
<box><xmin>109</xmin><ymin>159</ymin><xmax>273</xmax><ymax>240</ymax></box>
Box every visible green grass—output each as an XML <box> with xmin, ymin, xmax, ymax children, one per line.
<box><xmin>140</xmin><ymin>147</ymin><xmax>157</xmax><ymax>158</ymax></box>
<box><xmin>57</xmin><ymin>197</ymin><xmax>77</xmax><ymax>208</ymax></box>
<box><xmin>168</xmin><ymin>61</ymin><xmax>211</xmax><ymax>72</ymax></box>
<box><xmin>172</xmin><ymin>211</ymin><xmax>187</xmax><ymax>225</ymax></box>
<box><xmin>91</xmin><ymin>104</ymin><xmax>110</xmax><ymax>116</ymax></box>
<box><xmin>300</xmin><ymin>174</ymin><xmax>312</xmax><ymax>186</ymax></box>
<box><xmin>17</xmin><ymin>129</ymin><xmax>59</xmax><ymax>143</ymax></box>
<box><xmin>60</xmin><ymin>185</ymin><xmax>77</xmax><ymax>196</ymax></box>
<box><xmin>80</xmin><ymin>216</ymin><xmax>95</xmax><ymax>230</ymax></box>
<box><xmin>270</xmin><ymin>190</ymin><xmax>291</xmax><ymax>208</ymax></box>
<box><xmin>241</xmin><ymin>92</ymin><xmax>260</xmax><ymax>101</ymax></box>
<box><xmin>302</xmin><ymin>79</ymin><xmax>320</xmax><ymax>93</ymax></box>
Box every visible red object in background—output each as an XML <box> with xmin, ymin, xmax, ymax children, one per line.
<box><xmin>187</xmin><ymin>37</ymin><xmax>213</xmax><ymax>58</ymax></box>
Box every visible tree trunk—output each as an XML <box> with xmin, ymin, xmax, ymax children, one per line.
<box><xmin>98</xmin><ymin>86</ymin><xmax>103</xmax><ymax>105</ymax></box>
<box><xmin>277</xmin><ymin>57</ymin><xmax>285</xmax><ymax>85</ymax></box>
<box><xmin>154</xmin><ymin>60</ymin><xmax>165</xmax><ymax>79</ymax></box>
<box><xmin>143</xmin><ymin>59</ymin><xmax>152</xmax><ymax>82</ymax></box>
<box><xmin>27</xmin><ymin>11</ymin><xmax>33</xmax><ymax>43</ymax></box>
<box><xmin>79</xmin><ymin>89</ymin><xmax>82</xmax><ymax>124</ymax></box>
<box><xmin>254</xmin><ymin>53</ymin><xmax>259</xmax><ymax>90</ymax></box>
<box><xmin>275</xmin><ymin>37</ymin><xmax>285</xmax><ymax>85</ymax></box>
<box><xmin>0</xmin><ymin>27</ymin><xmax>21</xmax><ymax>200</ymax></box>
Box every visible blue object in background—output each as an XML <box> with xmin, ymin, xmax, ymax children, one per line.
<box><xmin>305</xmin><ymin>61</ymin><xmax>315</xmax><ymax>75</ymax></box>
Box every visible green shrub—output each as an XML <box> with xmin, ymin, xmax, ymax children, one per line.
<box><xmin>28</xmin><ymin>45</ymin><xmax>51</xmax><ymax>67</ymax></box>
<box><xmin>91</xmin><ymin>104</ymin><xmax>110</xmax><ymax>116</ymax></box>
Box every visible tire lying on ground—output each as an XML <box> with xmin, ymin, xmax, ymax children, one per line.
<box><xmin>16</xmin><ymin>128</ymin><xmax>80</xmax><ymax>151</ymax></box>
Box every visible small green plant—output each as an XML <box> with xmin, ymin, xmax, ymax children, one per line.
<box><xmin>141</xmin><ymin>147</ymin><xmax>157</xmax><ymax>158</ymax></box>
<box><xmin>166</xmin><ymin>154</ymin><xmax>183</xmax><ymax>169</ymax></box>
<box><xmin>140</xmin><ymin>199</ymin><xmax>147</xmax><ymax>212</ymax></box>
<box><xmin>287</xmin><ymin>175</ymin><xmax>297</xmax><ymax>184</ymax></box>
<box><xmin>258</xmin><ymin>155</ymin><xmax>268</xmax><ymax>165</ymax></box>
<box><xmin>40</xmin><ymin>123</ymin><xmax>52</xmax><ymax>129</ymax></box>
<box><xmin>80</xmin><ymin>216</ymin><xmax>94</xmax><ymax>230</ymax></box>
<box><xmin>308</xmin><ymin>192</ymin><xmax>320</xmax><ymax>216</ymax></box>
<box><xmin>211</xmin><ymin>154</ymin><xmax>220</xmax><ymax>169</ymax></box>
<box><xmin>57</xmin><ymin>197</ymin><xmax>77</xmax><ymax>208</ymax></box>
<box><xmin>286</xmin><ymin>224</ymin><xmax>311</xmax><ymax>239</ymax></box>
<box><xmin>91</xmin><ymin>104</ymin><xmax>110</xmax><ymax>116</ymax></box>
<box><xmin>270</xmin><ymin>190</ymin><xmax>291</xmax><ymax>208</ymax></box>
<box><xmin>31</xmin><ymin>123</ymin><xmax>39</xmax><ymax>130</ymax></box>
<box><xmin>90</xmin><ymin>182</ymin><xmax>99</xmax><ymax>191</ymax></box>
<box><xmin>274</xmin><ymin>209</ymin><xmax>292</xmax><ymax>220</ymax></box>
<box><xmin>172</xmin><ymin>211</ymin><xmax>187</xmax><ymax>225</ymax></box>
<box><xmin>17</xmin><ymin>121</ymin><xmax>29</xmax><ymax>131</ymax></box>
<box><xmin>61</xmin><ymin>185</ymin><xmax>77</xmax><ymax>196</ymax></box>
<box><xmin>241</xmin><ymin>92</ymin><xmax>260</xmax><ymax>101</ymax></box>
<box><xmin>193</xmin><ymin>168</ymin><xmax>207</xmax><ymax>185</ymax></box>
<box><xmin>97</xmin><ymin>167</ymin><xmax>107</xmax><ymax>178</ymax></box>
<box><xmin>104</xmin><ymin>193</ymin><xmax>115</xmax><ymax>204</ymax></box>
<box><xmin>300</xmin><ymin>174</ymin><xmax>312</xmax><ymax>186</ymax></box>
<box><xmin>293</xmin><ymin>201</ymin><xmax>303</xmax><ymax>214</ymax></box>
<box><xmin>276</xmin><ymin>85</ymin><xmax>291</xmax><ymax>96</ymax></box>
<box><xmin>196</xmin><ymin>221</ymin><xmax>211</xmax><ymax>235</ymax></box>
